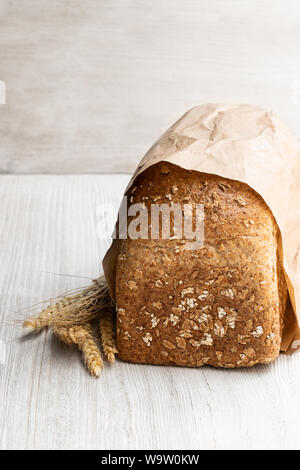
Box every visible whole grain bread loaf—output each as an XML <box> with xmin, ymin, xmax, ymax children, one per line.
<box><xmin>115</xmin><ymin>161</ymin><xmax>288</xmax><ymax>367</ymax></box>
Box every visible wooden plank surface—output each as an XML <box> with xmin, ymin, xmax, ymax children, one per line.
<box><xmin>0</xmin><ymin>174</ymin><xmax>300</xmax><ymax>450</ymax></box>
<box><xmin>0</xmin><ymin>0</ymin><xmax>300</xmax><ymax>174</ymax></box>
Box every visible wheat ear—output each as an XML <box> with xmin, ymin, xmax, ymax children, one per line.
<box><xmin>53</xmin><ymin>323</ymin><xmax>104</xmax><ymax>377</ymax></box>
<box><xmin>99</xmin><ymin>309</ymin><xmax>118</xmax><ymax>363</ymax></box>
<box><xmin>23</xmin><ymin>297</ymin><xmax>74</xmax><ymax>332</ymax></box>
<box><xmin>22</xmin><ymin>276</ymin><xmax>112</xmax><ymax>332</ymax></box>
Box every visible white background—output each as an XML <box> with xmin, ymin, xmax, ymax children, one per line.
<box><xmin>0</xmin><ymin>0</ymin><xmax>300</xmax><ymax>173</ymax></box>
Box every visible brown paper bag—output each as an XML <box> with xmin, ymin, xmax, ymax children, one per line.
<box><xmin>103</xmin><ymin>104</ymin><xmax>300</xmax><ymax>353</ymax></box>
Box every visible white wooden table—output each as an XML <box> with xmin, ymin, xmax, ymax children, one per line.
<box><xmin>0</xmin><ymin>174</ymin><xmax>300</xmax><ymax>450</ymax></box>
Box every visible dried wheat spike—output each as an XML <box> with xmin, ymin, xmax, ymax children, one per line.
<box><xmin>99</xmin><ymin>309</ymin><xmax>118</xmax><ymax>363</ymax></box>
<box><xmin>23</xmin><ymin>276</ymin><xmax>113</xmax><ymax>332</ymax></box>
<box><xmin>22</xmin><ymin>297</ymin><xmax>73</xmax><ymax>333</ymax></box>
<box><xmin>52</xmin><ymin>325</ymin><xmax>85</xmax><ymax>345</ymax></box>
<box><xmin>22</xmin><ymin>300</ymin><xmax>68</xmax><ymax>332</ymax></box>
<box><xmin>54</xmin><ymin>323</ymin><xmax>104</xmax><ymax>377</ymax></box>
<box><xmin>22</xmin><ymin>311</ymin><xmax>52</xmax><ymax>332</ymax></box>
<box><xmin>80</xmin><ymin>334</ymin><xmax>104</xmax><ymax>377</ymax></box>
<box><xmin>22</xmin><ymin>318</ymin><xmax>42</xmax><ymax>333</ymax></box>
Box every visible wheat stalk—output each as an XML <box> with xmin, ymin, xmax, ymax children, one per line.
<box><xmin>99</xmin><ymin>309</ymin><xmax>118</xmax><ymax>363</ymax></box>
<box><xmin>53</xmin><ymin>323</ymin><xmax>104</xmax><ymax>377</ymax></box>
<box><xmin>22</xmin><ymin>276</ymin><xmax>119</xmax><ymax>377</ymax></box>
<box><xmin>22</xmin><ymin>276</ymin><xmax>112</xmax><ymax>331</ymax></box>
<box><xmin>23</xmin><ymin>297</ymin><xmax>73</xmax><ymax>332</ymax></box>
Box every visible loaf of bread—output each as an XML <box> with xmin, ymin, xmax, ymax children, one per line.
<box><xmin>115</xmin><ymin>161</ymin><xmax>289</xmax><ymax>368</ymax></box>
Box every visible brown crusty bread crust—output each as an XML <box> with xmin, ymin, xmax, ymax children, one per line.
<box><xmin>115</xmin><ymin>161</ymin><xmax>288</xmax><ymax>368</ymax></box>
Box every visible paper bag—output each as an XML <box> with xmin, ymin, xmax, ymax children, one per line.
<box><xmin>103</xmin><ymin>104</ymin><xmax>300</xmax><ymax>353</ymax></box>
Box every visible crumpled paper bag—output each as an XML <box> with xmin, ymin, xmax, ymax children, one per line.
<box><xmin>103</xmin><ymin>104</ymin><xmax>300</xmax><ymax>353</ymax></box>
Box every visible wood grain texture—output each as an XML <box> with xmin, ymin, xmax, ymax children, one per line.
<box><xmin>0</xmin><ymin>174</ymin><xmax>300</xmax><ymax>450</ymax></box>
<box><xmin>0</xmin><ymin>0</ymin><xmax>300</xmax><ymax>174</ymax></box>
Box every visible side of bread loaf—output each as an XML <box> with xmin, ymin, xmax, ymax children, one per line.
<box><xmin>115</xmin><ymin>161</ymin><xmax>288</xmax><ymax>368</ymax></box>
